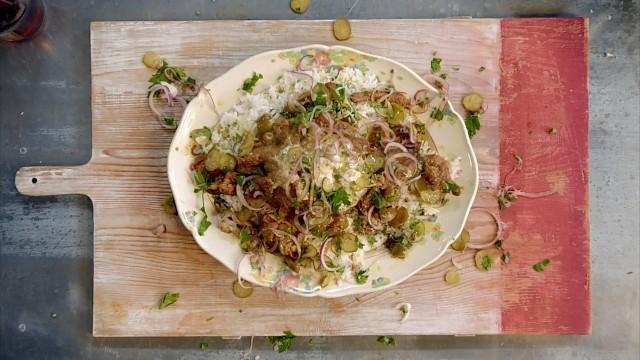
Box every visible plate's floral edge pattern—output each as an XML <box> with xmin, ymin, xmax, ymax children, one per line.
<box><xmin>278</xmin><ymin>48</ymin><xmax>376</xmax><ymax>73</ymax></box>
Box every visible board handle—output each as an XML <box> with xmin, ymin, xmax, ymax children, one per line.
<box><xmin>15</xmin><ymin>165</ymin><xmax>93</xmax><ymax>197</ymax></box>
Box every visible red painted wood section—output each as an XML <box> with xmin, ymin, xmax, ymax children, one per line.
<box><xmin>499</xmin><ymin>18</ymin><xmax>590</xmax><ymax>334</ymax></box>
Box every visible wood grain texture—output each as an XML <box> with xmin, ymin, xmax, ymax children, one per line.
<box><xmin>499</xmin><ymin>18</ymin><xmax>590</xmax><ymax>334</ymax></box>
<box><xmin>17</xmin><ymin>19</ymin><xmax>504</xmax><ymax>336</ymax></box>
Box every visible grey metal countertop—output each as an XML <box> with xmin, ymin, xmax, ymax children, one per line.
<box><xmin>1</xmin><ymin>1</ymin><xmax>638</xmax><ymax>359</ymax></box>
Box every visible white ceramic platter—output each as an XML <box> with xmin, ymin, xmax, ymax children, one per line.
<box><xmin>168</xmin><ymin>45</ymin><xmax>478</xmax><ymax>298</ymax></box>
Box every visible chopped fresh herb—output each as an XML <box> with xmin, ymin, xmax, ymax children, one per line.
<box><xmin>497</xmin><ymin>197</ymin><xmax>505</xmax><ymax>210</ymax></box>
<box><xmin>159</xmin><ymin>292</ymin><xmax>180</xmax><ymax>309</ymax></box>
<box><xmin>440</xmin><ymin>72</ymin><xmax>448</xmax><ymax>80</ymax></box>
<box><xmin>241</xmin><ymin>72</ymin><xmax>263</xmax><ymax>93</ymax></box>
<box><xmin>354</xmin><ymin>270</ymin><xmax>369</xmax><ymax>284</ymax></box>
<box><xmin>290</xmin><ymin>112</ymin><xmax>305</xmax><ymax>125</ymax></box>
<box><xmin>162</xmin><ymin>196</ymin><xmax>177</xmax><ymax>215</ymax></box>
<box><xmin>328</xmin><ymin>187</ymin><xmax>351</xmax><ymax>212</ymax></box>
<box><xmin>442</xmin><ymin>180</ymin><xmax>461</xmax><ymax>195</ymax></box>
<box><xmin>235</xmin><ymin>175</ymin><xmax>245</xmax><ymax>186</ymax></box>
<box><xmin>533</xmin><ymin>258</ymin><xmax>551</xmax><ymax>272</ymax></box>
<box><xmin>495</xmin><ymin>239</ymin><xmax>504</xmax><ymax>249</ymax></box>
<box><xmin>197</xmin><ymin>214</ymin><xmax>211</xmax><ymax>236</ymax></box>
<box><xmin>148</xmin><ymin>60</ymin><xmax>196</xmax><ymax>88</ymax></box>
<box><xmin>311</xmin><ymin>227</ymin><xmax>329</xmax><ymax>240</ymax></box>
<box><xmin>163</xmin><ymin>117</ymin><xmax>177</xmax><ymax>127</ymax></box>
<box><xmin>548</xmin><ymin>127</ymin><xmax>558</xmax><ymax>135</ymax></box>
<box><xmin>430</xmin><ymin>55</ymin><xmax>442</xmax><ymax>73</ymax></box>
<box><xmin>377</xmin><ymin>335</ymin><xmax>396</xmax><ymax>346</ymax></box>
<box><xmin>268</xmin><ymin>330</ymin><xmax>296</xmax><ymax>353</ymax></box>
<box><xmin>199</xmin><ymin>342</ymin><xmax>208</xmax><ymax>350</ymax></box>
<box><xmin>193</xmin><ymin>169</ymin><xmax>211</xmax><ymax>193</ymax></box>
<box><xmin>479</xmin><ymin>66</ymin><xmax>486</xmax><ymax>72</ymax></box>
<box><xmin>367</xmin><ymin>235</ymin><xmax>376</xmax><ymax>245</ymax></box>
<box><xmin>353</xmin><ymin>215</ymin><xmax>364</xmax><ymax>231</ymax></box>
<box><xmin>465</xmin><ymin>112</ymin><xmax>481</xmax><ymax>138</ymax></box>
<box><xmin>301</xmin><ymin>155</ymin><xmax>313</xmax><ymax>172</ymax></box>
<box><xmin>480</xmin><ymin>254</ymin><xmax>492</xmax><ymax>270</ymax></box>
<box><xmin>431</xmin><ymin>108</ymin><xmax>444</xmax><ymax>121</ymax></box>
<box><xmin>239</xmin><ymin>227</ymin><xmax>250</xmax><ymax>245</ymax></box>
<box><xmin>501</xmin><ymin>251</ymin><xmax>511</xmax><ymax>263</ymax></box>
<box><xmin>371</xmin><ymin>191</ymin><xmax>386</xmax><ymax>209</ymax></box>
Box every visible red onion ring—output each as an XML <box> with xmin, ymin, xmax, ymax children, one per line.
<box><xmin>319</xmin><ymin>237</ymin><xmax>340</xmax><ymax>271</ymax></box>
<box><xmin>296</xmin><ymin>54</ymin><xmax>315</xmax><ymax>71</ymax></box>
<box><xmin>466</xmin><ymin>208</ymin><xmax>505</xmax><ymax>250</ymax></box>
<box><xmin>236</xmin><ymin>253</ymin><xmax>252</xmax><ymax>289</ymax></box>
<box><xmin>367</xmin><ymin>206</ymin><xmax>383</xmax><ymax>230</ymax></box>
<box><xmin>384</xmin><ymin>141</ymin><xmax>408</xmax><ymax>154</ymax></box>
<box><xmin>271</xmin><ymin>229</ymin><xmax>302</xmax><ymax>260</ymax></box>
<box><xmin>385</xmin><ymin>152</ymin><xmax>418</xmax><ymax>185</ymax></box>
<box><xmin>236</xmin><ymin>176</ymin><xmax>267</xmax><ymax>211</ymax></box>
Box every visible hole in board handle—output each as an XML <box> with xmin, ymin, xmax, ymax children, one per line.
<box><xmin>31</xmin><ymin>178</ymin><xmax>37</xmax><ymax>184</ymax></box>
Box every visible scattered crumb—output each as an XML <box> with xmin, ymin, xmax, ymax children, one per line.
<box><xmin>627</xmin><ymin>272</ymin><xmax>633</xmax><ymax>275</ymax></box>
<box><xmin>238</xmin><ymin>309</ymin><xmax>243</xmax><ymax>313</ymax></box>
<box><xmin>395</xmin><ymin>302</ymin><xmax>411</xmax><ymax>322</ymax></box>
<box><xmin>152</xmin><ymin>224</ymin><xmax>167</xmax><ymax>235</ymax></box>
<box><xmin>206</xmin><ymin>316</ymin><xmax>215</xmax><ymax>321</ymax></box>
<box><xmin>604</xmin><ymin>52</ymin><xmax>616</xmax><ymax>58</ymax></box>
<box><xmin>607</xmin><ymin>14</ymin><xmax>612</xmax><ymax>20</ymax></box>
<box><xmin>50</xmin><ymin>313</ymin><xmax>57</xmax><ymax>319</ymax></box>
<box><xmin>195</xmin><ymin>10</ymin><xmax>201</xmax><ymax>16</ymax></box>
<box><xmin>20</xmin><ymin>111</ymin><xmax>24</xmax><ymax>116</ymax></box>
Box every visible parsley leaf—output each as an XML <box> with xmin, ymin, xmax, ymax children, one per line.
<box><xmin>533</xmin><ymin>258</ymin><xmax>551</xmax><ymax>272</ymax></box>
<box><xmin>442</xmin><ymin>180</ymin><xmax>461</xmax><ymax>195</ymax></box>
<box><xmin>148</xmin><ymin>60</ymin><xmax>195</xmax><ymax>88</ymax></box>
<box><xmin>465</xmin><ymin>112</ymin><xmax>481</xmax><ymax>138</ymax></box>
<box><xmin>235</xmin><ymin>175</ymin><xmax>245</xmax><ymax>186</ymax></box>
<box><xmin>495</xmin><ymin>239</ymin><xmax>504</xmax><ymax>249</ymax></box>
<box><xmin>497</xmin><ymin>197</ymin><xmax>506</xmax><ymax>210</ymax></box>
<box><xmin>311</xmin><ymin>227</ymin><xmax>329</xmax><ymax>240</ymax></box>
<box><xmin>301</xmin><ymin>155</ymin><xmax>313</xmax><ymax>172</ymax></box>
<box><xmin>197</xmin><ymin>214</ymin><xmax>211</xmax><ymax>236</ymax></box>
<box><xmin>268</xmin><ymin>330</ymin><xmax>296</xmax><ymax>353</ymax></box>
<box><xmin>501</xmin><ymin>251</ymin><xmax>511</xmax><ymax>263</ymax></box>
<box><xmin>431</xmin><ymin>108</ymin><xmax>444</xmax><ymax>121</ymax></box>
<box><xmin>193</xmin><ymin>169</ymin><xmax>211</xmax><ymax>193</ymax></box>
<box><xmin>440</xmin><ymin>72</ymin><xmax>448</xmax><ymax>80</ymax></box>
<box><xmin>239</xmin><ymin>227</ymin><xmax>250</xmax><ymax>245</ymax></box>
<box><xmin>199</xmin><ymin>342</ymin><xmax>208</xmax><ymax>350</ymax></box>
<box><xmin>158</xmin><ymin>292</ymin><xmax>180</xmax><ymax>309</ymax></box>
<box><xmin>430</xmin><ymin>56</ymin><xmax>442</xmax><ymax>73</ymax></box>
<box><xmin>377</xmin><ymin>336</ymin><xmax>396</xmax><ymax>346</ymax></box>
<box><xmin>241</xmin><ymin>72</ymin><xmax>263</xmax><ymax>93</ymax></box>
<box><xmin>479</xmin><ymin>66</ymin><xmax>486</xmax><ymax>72</ymax></box>
<box><xmin>328</xmin><ymin>187</ymin><xmax>351</xmax><ymax>212</ymax></box>
<box><xmin>354</xmin><ymin>270</ymin><xmax>369</xmax><ymax>284</ymax></box>
<box><xmin>371</xmin><ymin>191</ymin><xmax>386</xmax><ymax>209</ymax></box>
<box><xmin>480</xmin><ymin>254</ymin><xmax>492</xmax><ymax>271</ymax></box>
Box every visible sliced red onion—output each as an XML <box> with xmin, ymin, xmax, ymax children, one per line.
<box><xmin>466</xmin><ymin>208</ymin><xmax>505</xmax><ymax>250</ymax></box>
<box><xmin>236</xmin><ymin>176</ymin><xmax>266</xmax><ymax>211</ymax></box>
<box><xmin>236</xmin><ymin>253</ymin><xmax>252</xmax><ymax>289</ymax></box>
<box><xmin>296</xmin><ymin>54</ymin><xmax>315</xmax><ymax>71</ymax></box>
<box><xmin>271</xmin><ymin>229</ymin><xmax>302</xmax><ymax>260</ymax></box>
<box><xmin>384</xmin><ymin>141</ymin><xmax>408</xmax><ymax>154</ymax></box>
<box><xmin>319</xmin><ymin>237</ymin><xmax>339</xmax><ymax>271</ymax></box>
<box><xmin>385</xmin><ymin>152</ymin><xmax>418</xmax><ymax>185</ymax></box>
<box><xmin>367</xmin><ymin>206</ymin><xmax>383</xmax><ymax>230</ymax></box>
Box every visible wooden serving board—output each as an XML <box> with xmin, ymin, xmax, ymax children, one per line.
<box><xmin>15</xmin><ymin>19</ymin><xmax>590</xmax><ymax>336</ymax></box>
